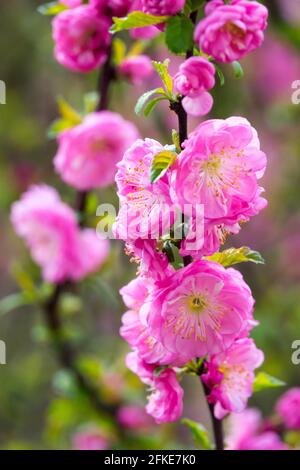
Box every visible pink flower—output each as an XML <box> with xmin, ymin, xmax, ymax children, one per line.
<box><xmin>73</xmin><ymin>428</ymin><xmax>109</xmax><ymax>450</ymax></box>
<box><xmin>194</xmin><ymin>0</ymin><xmax>268</xmax><ymax>63</ymax></box>
<box><xmin>202</xmin><ymin>338</ymin><xmax>264</xmax><ymax>418</ymax></box>
<box><xmin>52</xmin><ymin>6</ymin><xmax>111</xmax><ymax>73</ymax></box>
<box><xmin>227</xmin><ymin>409</ymin><xmax>289</xmax><ymax>450</ymax></box>
<box><xmin>146</xmin><ymin>260</ymin><xmax>255</xmax><ymax>360</ymax></box>
<box><xmin>120</xmin><ymin>276</ymin><xmax>186</xmax><ymax>365</ymax></box>
<box><xmin>11</xmin><ymin>185</ymin><xmax>109</xmax><ymax>283</ymax></box>
<box><xmin>117</xmin><ymin>405</ymin><xmax>154</xmax><ymax>429</ymax></box>
<box><xmin>118</xmin><ymin>55</ymin><xmax>153</xmax><ymax>85</ymax></box>
<box><xmin>115</xmin><ymin>138</ymin><xmax>175</xmax><ymax>241</ymax></box>
<box><xmin>276</xmin><ymin>388</ymin><xmax>300</xmax><ymax>430</ymax></box>
<box><xmin>54</xmin><ymin>112</ymin><xmax>139</xmax><ymax>190</ymax></box>
<box><xmin>141</xmin><ymin>0</ymin><xmax>185</xmax><ymax>16</ymax></box>
<box><xmin>173</xmin><ymin>57</ymin><xmax>216</xmax><ymax>117</ymax></box>
<box><xmin>171</xmin><ymin>117</ymin><xmax>267</xmax><ymax>255</ymax></box>
<box><xmin>126</xmin><ymin>351</ymin><xmax>184</xmax><ymax>424</ymax></box>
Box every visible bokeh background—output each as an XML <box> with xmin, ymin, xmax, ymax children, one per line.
<box><xmin>0</xmin><ymin>0</ymin><xmax>299</xmax><ymax>449</ymax></box>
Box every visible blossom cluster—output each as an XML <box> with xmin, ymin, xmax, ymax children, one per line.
<box><xmin>115</xmin><ymin>1</ymin><xmax>269</xmax><ymax>427</ymax></box>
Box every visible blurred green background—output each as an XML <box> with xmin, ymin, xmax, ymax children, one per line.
<box><xmin>0</xmin><ymin>0</ymin><xmax>299</xmax><ymax>449</ymax></box>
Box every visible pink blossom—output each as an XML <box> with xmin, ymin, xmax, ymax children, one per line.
<box><xmin>73</xmin><ymin>429</ymin><xmax>109</xmax><ymax>450</ymax></box>
<box><xmin>120</xmin><ymin>276</ymin><xmax>186</xmax><ymax>366</ymax></box>
<box><xmin>118</xmin><ymin>55</ymin><xmax>153</xmax><ymax>85</ymax></box>
<box><xmin>227</xmin><ymin>409</ymin><xmax>289</xmax><ymax>450</ymax></box>
<box><xmin>276</xmin><ymin>388</ymin><xmax>300</xmax><ymax>430</ymax></box>
<box><xmin>194</xmin><ymin>0</ymin><xmax>268</xmax><ymax>63</ymax></box>
<box><xmin>117</xmin><ymin>405</ymin><xmax>154</xmax><ymax>429</ymax></box>
<box><xmin>141</xmin><ymin>0</ymin><xmax>185</xmax><ymax>16</ymax></box>
<box><xmin>174</xmin><ymin>57</ymin><xmax>216</xmax><ymax>117</ymax></box>
<box><xmin>52</xmin><ymin>6</ymin><xmax>111</xmax><ymax>72</ymax></box>
<box><xmin>146</xmin><ymin>260</ymin><xmax>255</xmax><ymax>360</ymax></box>
<box><xmin>11</xmin><ymin>185</ymin><xmax>109</xmax><ymax>283</ymax></box>
<box><xmin>54</xmin><ymin>112</ymin><xmax>139</xmax><ymax>190</ymax></box>
<box><xmin>202</xmin><ymin>338</ymin><xmax>264</xmax><ymax>418</ymax></box>
<box><xmin>115</xmin><ymin>138</ymin><xmax>175</xmax><ymax>241</ymax></box>
<box><xmin>126</xmin><ymin>351</ymin><xmax>184</xmax><ymax>424</ymax></box>
<box><xmin>171</xmin><ymin>117</ymin><xmax>267</xmax><ymax>256</ymax></box>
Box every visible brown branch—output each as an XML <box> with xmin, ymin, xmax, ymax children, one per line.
<box><xmin>42</xmin><ymin>48</ymin><xmax>118</xmax><ymax>419</ymax></box>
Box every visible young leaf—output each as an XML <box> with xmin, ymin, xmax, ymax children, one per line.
<box><xmin>83</xmin><ymin>91</ymin><xmax>99</xmax><ymax>114</ymax></box>
<box><xmin>172</xmin><ymin>129</ymin><xmax>181</xmax><ymax>152</ymax></box>
<box><xmin>165</xmin><ymin>15</ymin><xmax>194</xmax><ymax>55</ymax></box>
<box><xmin>135</xmin><ymin>88</ymin><xmax>165</xmax><ymax>115</ymax></box>
<box><xmin>143</xmin><ymin>96</ymin><xmax>167</xmax><ymax>117</ymax></box>
<box><xmin>150</xmin><ymin>150</ymin><xmax>177</xmax><ymax>184</ymax></box>
<box><xmin>57</xmin><ymin>96</ymin><xmax>82</xmax><ymax>124</ymax></box>
<box><xmin>152</xmin><ymin>60</ymin><xmax>173</xmax><ymax>97</ymax></box>
<box><xmin>0</xmin><ymin>293</ymin><xmax>30</xmax><ymax>316</ymax></box>
<box><xmin>47</xmin><ymin>118</ymin><xmax>75</xmax><ymax>139</ymax></box>
<box><xmin>111</xmin><ymin>12</ymin><xmax>169</xmax><ymax>33</ymax></box>
<box><xmin>37</xmin><ymin>1</ymin><xmax>67</xmax><ymax>15</ymax></box>
<box><xmin>215</xmin><ymin>64</ymin><xmax>225</xmax><ymax>86</ymax></box>
<box><xmin>112</xmin><ymin>38</ymin><xmax>126</xmax><ymax>65</ymax></box>
<box><xmin>207</xmin><ymin>247</ymin><xmax>265</xmax><ymax>267</ymax></box>
<box><xmin>253</xmin><ymin>372</ymin><xmax>286</xmax><ymax>393</ymax></box>
<box><xmin>182</xmin><ymin>419</ymin><xmax>214</xmax><ymax>450</ymax></box>
<box><xmin>232</xmin><ymin>61</ymin><xmax>244</xmax><ymax>79</ymax></box>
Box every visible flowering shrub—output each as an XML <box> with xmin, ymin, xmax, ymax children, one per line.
<box><xmin>6</xmin><ymin>0</ymin><xmax>299</xmax><ymax>451</ymax></box>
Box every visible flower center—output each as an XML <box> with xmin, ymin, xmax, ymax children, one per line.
<box><xmin>224</xmin><ymin>22</ymin><xmax>246</xmax><ymax>39</ymax></box>
<box><xmin>188</xmin><ymin>294</ymin><xmax>208</xmax><ymax>314</ymax></box>
<box><xmin>202</xmin><ymin>155</ymin><xmax>222</xmax><ymax>176</ymax></box>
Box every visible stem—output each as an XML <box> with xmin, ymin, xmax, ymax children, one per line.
<box><xmin>201</xmin><ymin>378</ymin><xmax>224</xmax><ymax>450</ymax></box>
<box><xmin>43</xmin><ymin>48</ymin><xmax>116</xmax><ymax>417</ymax></box>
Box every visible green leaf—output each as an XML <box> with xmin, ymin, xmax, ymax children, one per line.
<box><xmin>150</xmin><ymin>150</ymin><xmax>177</xmax><ymax>184</ymax></box>
<box><xmin>0</xmin><ymin>293</ymin><xmax>30</xmax><ymax>316</ymax></box>
<box><xmin>135</xmin><ymin>88</ymin><xmax>165</xmax><ymax>115</ymax></box>
<box><xmin>57</xmin><ymin>96</ymin><xmax>82</xmax><ymax>124</ymax></box>
<box><xmin>182</xmin><ymin>419</ymin><xmax>214</xmax><ymax>450</ymax></box>
<box><xmin>47</xmin><ymin>118</ymin><xmax>75</xmax><ymax>139</ymax></box>
<box><xmin>207</xmin><ymin>247</ymin><xmax>265</xmax><ymax>267</ymax></box>
<box><xmin>112</xmin><ymin>38</ymin><xmax>127</xmax><ymax>65</ymax></box>
<box><xmin>143</xmin><ymin>96</ymin><xmax>167</xmax><ymax>117</ymax></box>
<box><xmin>172</xmin><ymin>129</ymin><xmax>181</xmax><ymax>152</ymax></box>
<box><xmin>215</xmin><ymin>64</ymin><xmax>225</xmax><ymax>86</ymax></box>
<box><xmin>253</xmin><ymin>372</ymin><xmax>286</xmax><ymax>393</ymax></box>
<box><xmin>152</xmin><ymin>60</ymin><xmax>173</xmax><ymax>97</ymax></box>
<box><xmin>83</xmin><ymin>91</ymin><xmax>99</xmax><ymax>114</ymax></box>
<box><xmin>165</xmin><ymin>15</ymin><xmax>194</xmax><ymax>55</ymax></box>
<box><xmin>37</xmin><ymin>1</ymin><xmax>67</xmax><ymax>15</ymax></box>
<box><xmin>111</xmin><ymin>11</ymin><xmax>169</xmax><ymax>33</ymax></box>
<box><xmin>232</xmin><ymin>61</ymin><xmax>244</xmax><ymax>79</ymax></box>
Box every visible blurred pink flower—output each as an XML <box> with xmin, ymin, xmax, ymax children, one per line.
<box><xmin>227</xmin><ymin>409</ymin><xmax>289</xmax><ymax>450</ymax></box>
<box><xmin>54</xmin><ymin>112</ymin><xmax>139</xmax><ymax>190</ymax></box>
<box><xmin>276</xmin><ymin>388</ymin><xmax>300</xmax><ymax>430</ymax></box>
<box><xmin>141</xmin><ymin>0</ymin><xmax>185</xmax><ymax>16</ymax></box>
<box><xmin>202</xmin><ymin>338</ymin><xmax>264</xmax><ymax>418</ymax></box>
<box><xmin>60</xmin><ymin>0</ymin><xmax>82</xmax><ymax>7</ymax></box>
<box><xmin>173</xmin><ymin>57</ymin><xmax>216</xmax><ymax>117</ymax></box>
<box><xmin>118</xmin><ymin>55</ymin><xmax>153</xmax><ymax>85</ymax></box>
<box><xmin>194</xmin><ymin>0</ymin><xmax>268</xmax><ymax>63</ymax></box>
<box><xmin>11</xmin><ymin>185</ymin><xmax>109</xmax><ymax>283</ymax></box>
<box><xmin>117</xmin><ymin>405</ymin><xmax>154</xmax><ymax>429</ymax></box>
<box><xmin>253</xmin><ymin>35</ymin><xmax>300</xmax><ymax>103</ymax></box>
<box><xmin>90</xmin><ymin>0</ymin><xmax>131</xmax><ymax>17</ymax></box>
<box><xmin>146</xmin><ymin>260</ymin><xmax>255</xmax><ymax>360</ymax></box>
<box><xmin>52</xmin><ymin>6</ymin><xmax>111</xmax><ymax>72</ymax></box>
<box><xmin>73</xmin><ymin>428</ymin><xmax>109</xmax><ymax>450</ymax></box>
